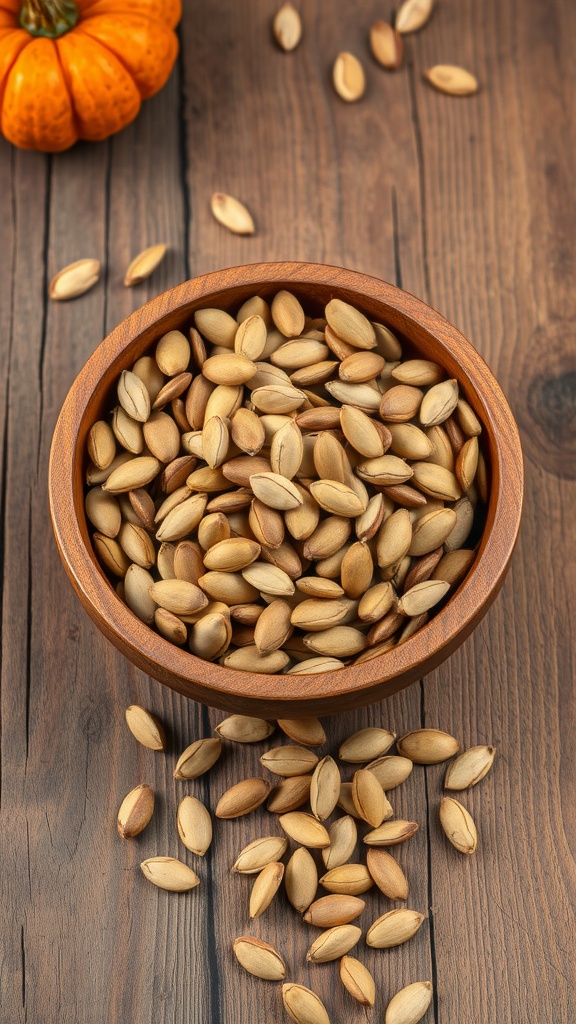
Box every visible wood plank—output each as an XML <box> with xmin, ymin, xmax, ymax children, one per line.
<box><xmin>179</xmin><ymin>2</ymin><xmax>433</xmax><ymax>1021</ymax></box>
<box><xmin>413</xmin><ymin>0</ymin><xmax>576</xmax><ymax>1020</ymax></box>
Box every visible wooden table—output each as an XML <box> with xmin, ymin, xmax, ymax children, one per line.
<box><xmin>2</xmin><ymin>1</ymin><xmax>575</xmax><ymax>1021</ymax></box>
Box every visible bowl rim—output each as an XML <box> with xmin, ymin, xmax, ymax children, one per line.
<box><xmin>49</xmin><ymin>261</ymin><xmax>523</xmax><ymax>711</ymax></box>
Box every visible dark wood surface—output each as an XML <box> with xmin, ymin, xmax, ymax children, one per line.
<box><xmin>1</xmin><ymin>0</ymin><xmax>575</xmax><ymax>1021</ymax></box>
<box><xmin>48</xmin><ymin>263</ymin><xmax>522</xmax><ymax>717</ymax></box>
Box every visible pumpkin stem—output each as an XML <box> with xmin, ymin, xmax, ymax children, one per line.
<box><xmin>20</xmin><ymin>0</ymin><xmax>78</xmax><ymax>38</ymax></box>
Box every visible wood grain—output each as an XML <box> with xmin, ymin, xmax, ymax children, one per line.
<box><xmin>1</xmin><ymin>0</ymin><xmax>575</xmax><ymax>1022</ymax></box>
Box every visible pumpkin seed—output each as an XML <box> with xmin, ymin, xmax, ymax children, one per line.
<box><xmin>444</xmin><ymin>745</ymin><xmax>496</xmax><ymax>790</ymax></box>
<box><xmin>385</xmin><ymin>982</ymin><xmax>433</xmax><ymax>1024</ymax></box>
<box><xmin>210</xmin><ymin>193</ymin><xmax>255</xmax><ymax>235</ymax></box>
<box><xmin>425</xmin><ymin>64</ymin><xmax>479</xmax><ymax>96</ymax></box>
<box><xmin>117</xmin><ymin>783</ymin><xmax>154</xmax><ymax>839</ymax></box>
<box><xmin>177</xmin><ymin>795</ymin><xmax>213</xmax><ymax>855</ymax></box>
<box><xmin>439</xmin><ymin>797</ymin><xmax>478</xmax><ymax>853</ymax></box>
<box><xmin>306</xmin><ymin>924</ymin><xmax>362</xmax><ymax>963</ymax></box>
<box><xmin>285</xmin><ymin>846</ymin><xmax>318</xmax><ymax>911</ymax></box>
<box><xmin>124</xmin><ymin>243</ymin><xmax>167</xmax><ymax>287</ymax></box>
<box><xmin>49</xmin><ymin>258</ymin><xmax>100</xmax><ymax>300</ymax></box>
<box><xmin>340</xmin><ymin>956</ymin><xmax>376</xmax><ymax>1006</ymax></box>
<box><xmin>233</xmin><ymin>936</ymin><xmax>286</xmax><ymax>980</ymax></box>
<box><xmin>366</xmin><ymin>908</ymin><xmax>425</xmax><ymax>948</ymax></box>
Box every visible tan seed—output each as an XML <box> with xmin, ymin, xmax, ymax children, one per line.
<box><xmin>377</xmin><ymin>508</ymin><xmax>412</xmax><ymax>568</ymax></box>
<box><xmin>271</xmin><ymin>289</ymin><xmax>306</xmax><ymax>337</ymax></box>
<box><xmin>357</xmin><ymin>453</ymin><xmax>413</xmax><ymax>486</ymax></box>
<box><xmin>320</xmin><ymin>863</ymin><xmax>373</xmax><ymax>896</ymax></box>
<box><xmin>267</xmin><ymin>774</ymin><xmax>312</xmax><ymax>813</ymax></box>
<box><xmin>102</xmin><ymin>456</ymin><xmax>161</xmax><ymax>493</ymax></box>
<box><xmin>367</xmin><ymin>755</ymin><xmax>413</xmax><ymax>790</ymax></box>
<box><xmin>174</xmin><ymin>737</ymin><xmax>222</xmax><ymax>779</ymax></box>
<box><xmin>364</xmin><ymin>820</ymin><xmax>419</xmax><ymax>846</ymax></box>
<box><xmin>304</xmin><ymin>626</ymin><xmax>366</xmax><ymax>658</ymax></box>
<box><xmin>370</xmin><ymin>21</ymin><xmax>403</xmax><ymax>70</ymax></box>
<box><xmin>339</xmin><ymin>350</ymin><xmax>384</xmax><ymax>382</ymax></box>
<box><xmin>420</xmin><ymin>379</ymin><xmax>459</xmax><ymax>427</ymax></box>
<box><xmin>309</xmin><ymin>480</ymin><xmax>366</xmax><ymax>517</ymax></box>
<box><xmin>87</xmin><ymin>420</ymin><xmax>116</xmax><ymax>470</ymax></box>
<box><xmin>380</xmin><ymin>385</ymin><xmax>423</xmax><ymax>422</ymax></box>
<box><xmin>411</xmin><ymin>461</ymin><xmax>462</xmax><ymax>501</ymax></box>
<box><xmin>425</xmin><ymin>64</ymin><xmax>479</xmax><ymax>96</ymax></box>
<box><xmin>117</xmin><ymin>783</ymin><xmax>154</xmax><ymax>839</ymax></box>
<box><xmin>310</xmin><ymin>756</ymin><xmax>341</xmax><ymax>821</ymax></box>
<box><xmin>210</xmin><ymin>192</ymin><xmax>255</xmax><ymax>235</ymax></box>
<box><xmin>395</xmin><ymin>0</ymin><xmax>433</xmax><ymax>33</ymax></box>
<box><xmin>439</xmin><ymin>797</ymin><xmax>478</xmax><ymax>853</ymax></box>
<box><xmin>124</xmin><ymin>243</ymin><xmax>167</xmax><ymax>287</ymax></box>
<box><xmin>279</xmin><ymin>811</ymin><xmax>330</xmax><ymax>848</ymax></box>
<box><xmin>202</xmin><ymin>352</ymin><xmax>256</xmax><ymax>385</ymax></box>
<box><xmin>215</xmin><ymin>715</ymin><xmax>274</xmax><ymax>743</ymax></box>
<box><xmin>216</xmin><ymin>777</ymin><xmax>271</xmax><ymax>818</ymax></box>
<box><xmin>140</xmin><ymin>857</ymin><xmax>200</xmax><ymax>892</ymax></box>
<box><xmin>433</xmin><ymin>548</ymin><xmax>475</xmax><ymax>587</ymax></box>
<box><xmin>456</xmin><ymin>435</ymin><xmax>479</xmax><ymax>491</ymax></box>
<box><xmin>49</xmin><ymin>257</ymin><xmax>100</xmax><ymax>300</ymax></box>
<box><xmin>233</xmin><ymin>936</ymin><xmax>286</xmax><ymax>981</ymax></box>
<box><xmin>397</xmin><ymin>579</ymin><xmax>450</xmax><ymax>616</ymax></box>
<box><xmin>366</xmin><ymin>908</ymin><xmax>425</xmax><ymax>948</ymax></box>
<box><xmin>249</xmin><ymin>861</ymin><xmax>285</xmax><ymax>918</ymax></box>
<box><xmin>272</xmin><ymin>2</ymin><xmax>302</xmax><ymax>50</ymax></box>
<box><xmin>444</xmin><ymin>745</ymin><xmax>496</xmax><ymax>790</ymax></box>
<box><xmin>261</xmin><ymin>746</ymin><xmax>319</xmax><ymax>777</ymax></box>
<box><xmin>124</xmin><ymin>565</ymin><xmax>156</xmax><ymax>625</ymax></box>
<box><xmin>322</xmin><ymin>815</ymin><xmax>357</xmax><ymax>870</ymax></box>
<box><xmin>277</xmin><ymin>717</ymin><xmax>327</xmax><ymax>747</ymax></box>
<box><xmin>366</xmin><ymin>848</ymin><xmax>408</xmax><ymax>899</ymax></box>
<box><xmin>251</xmin><ymin>472</ymin><xmax>303</xmax><ymax>511</ymax></box>
<box><xmin>221</xmin><ymin>645</ymin><xmax>289</xmax><ymax>673</ymax></box>
<box><xmin>304</xmin><ymin>894</ymin><xmax>365</xmax><ymax>927</ymax></box>
<box><xmin>339</xmin><ymin>727</ymin><xmax>396</xmax><ymax>762</ymax></box>
<box><xmin>148</xmin><ymin>579</ymin><xmax>208</xmax><ymax>616</ymax></box>
<box><xmin>177</xmin><ymin>795</ymin><xmax>213</xmax><ymax>855</ymax></box>
<box><xmin>333</xmin><ymin>52</ymin><xmax>366</xmax><ymax>102</ymax></box>
<box><xmin>270</xmin><ymin>419</ymin><xmax>303</xmax><ymax>479</ymax></box>
<box><xmin>204</xmin><ymin>538</ymin><xmax>261</xmax><ymax>572</ymax></box>
<box><xmin>385</xmin><ymin>982</ymin><xmax>433</xmax><ymax>1024</ymax></box>
<box><xmin>340</xmin><ymin>956</ymin><xmax>376</xmax><ymax>1006</ymax></box>
<box><xmin>285</xmin><ymin>846</ymin><xmax>318</xmax><ymax>912</ymax></box>
<box><xmin>85</xmin><ymin>486</ymin><xmax>121</xmax><ymax>538</ymax></box>
<box><xmin>282</xmin><ymin>983</ymin><xmax>330</xmax><ymax>1024</ymax></box>
<box><xmin>351</xmin><ymin>769</ymin><xmax>387</xmax><ymax>827</ymax></box>
<box><xmin>307</xmin><ymin>924</ymin><xmax>361</xmax><ymax>963</ymax></box>
<box><xmin>233</xmin><ymin>835</ymin><xmax>288</xmax><ymax>874</ymax></box>
<box><xmin>231</xmin><ymin>407</ymin><xmax>266</xmax><ymax>454</ymax></box>
<box><xmin>125</xmin><ymin>705</ymin><xmax>166</xmax><ymax>750</ymax></box>
<box><xmin>397</xmin><ymin>728</ymin><xmax>459</xmax><ymax>764</ymax></box>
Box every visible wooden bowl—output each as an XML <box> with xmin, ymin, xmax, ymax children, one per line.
<box><xmin>49</xmin><ymin>262</ymin><xmax>523</xmax><ymax>717</ymax></box>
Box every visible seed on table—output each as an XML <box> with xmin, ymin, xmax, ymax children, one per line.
<box><xmin>339</xmin><ymin>727</ymin><xmax>396</xmax><ymax>763</ymax></box>
<box><xmin>173</xmin><ymin>737</ymin><xmax>222</xmax><ymax>779</ymax></box>
<box><xmin>385</xmin><ymin>981</ymin><xmax>433</xmax><ymax>1024</ymax></box>
<box><xmin>272</xmin><ymin>2</ymin><xmax>302</xmax><ymax>51</ymax></box>
<box><xmin>366</xmin><ymin>754</ymin><xmax>413</xmax><ymax>789</ymax></box>
<box><xmin>444</xmin><ymin>745</ymin><xmax>496</xmax><ymax>790</ymax></box>
<box><xmin>279</xmin><ymin>811</ymin><xmax>330</xmax><ymax>848</ymax></box>
<box><xmin>306</xmin><ymin>924</ymin><xmax>362</xmax><ymax>963</ymax></box>
<box><xmin>364</xmin><ymin>819</ymin><xmax>419</xmax><ymax>848</ymax></box>
<box><xmin>337</xmin><ymin>782</ymin><xmax>362</xmax><ymax>819</ymax></box>
<box><xmin>125</xmin><ymin>705</ymin><xmax>166</xmax><ymax>750</ymax></box>
<box><xmin>140</xmin><ymin>857</ymin><xmax>200</xmax><ymax>892</ymax></box>
<box><xmin>177</xmin><ymin>795</ymin><xmax>213</xmax><ymax>855</ymax></box>
<box><xmin>439</xmin><ymin>797</ymin><xmax>478</xmax><ymax>854</ymax></box>
<box><xmin>117</xmin><ymin>783</ymin><xmax>154</xmax><ymax>839</ymax></box>
<box><xmin>370</xmin><ymin>20</ymin><xmax>403</xmax><ymax>71</ymax></box>
<box><xmin>425</xmin><ymin>64</ymin><xmax>479</xmax><ymax>96</ymax></box>
<box><xmin>366</xmin><ymin>908</ymin><xmax>426</xmax><ymax>948</ymax></box>
<box><xmin>340</xmin><ymin>956</ymin><xmax>376</xmax><ymax>1007</ymax></box>
<box><xmin>395</xmin><ymin>0</ymin><xmax>434</xmax><ymax>33</ymax></box>
<box><xmin>351</xmin><ymin>769</ymin><xmax>388</xmax><ymax>827</ymax></box>
<box><xmin>214</xmin><ymin>715</ymin><xmax>274</xmax><ymax>743</ymax></box>
<box><xmin>322</xmin><ymin>815</ymin><xmax>357</xmax><ymax>870</ymax></box>
<box><xmin>397</xmin><ymin>728</ymin><xmax>459</xmax><ymax>763</ymax></box>
<box><xmin>124</xmin><ymin>243</ymin><xmax>167</xmax><ymax>287</ymax></box>
<box><xmin>249</xmin><ymin>861</ymin><xmax>285</xmax><ymax>918</ymax></box>
<box><xmin>285</xmin><ymin>846</ymin><xmax>318</xmax><ymax>912</ymax></box>
<box><xmin>267</xmin><ymin>774</ymin><xmax>313</xmax><ymax>813</ymax></box>
<box><xmin>282</xmin><ymin>983</ymin><xmax>330</xmax><ymax>1024</ymax></box>
<box><xmin>366</xmin><ymin>848</ymin><xmax>409</xmax><ymax>900</ymax></box>
<box><xmin>310</xmin><ymin>755</ymin><xmax>341</xmax><ymax>821</ymax></box>
<box><xmin>304</xmin><ymin>893</ymin><xmax>365</xmax><ymax>928</ymax></box>
<box><xmin>261</xmin><ymin>746</ymin><xmax>319</xmax><ymax>777</ymax></box>
<box><xmin>210</xmin><ymin>193</ymin><xmax>255</xmax><ymax>236</ymax></box>
<box><xmin>277</xmin><ymin>718</ymin><xmax>327</xmax><ymax>747</ymax></box>
<box><xmin>233</xmin><ymin>936</ymin><xmax>286</xmax><ymax>981</ymax></box>
<box><xmin>50</xmin><ymin>257</ymin><xmax>100</xmax><ymax>300</ymax></box>
<box><xmin>320</xmin><ymin>863</ymin><xmax>373</xmax><ymax>895</ymax></box>
<box><xmin>232</xmin><ymin>836</ymin><xmax>288</xmax><ymax>874</ymax></box>
<box><xmin>215</xmin><ymin>778</ymin><xmax>271</xmax><ymax>819</ymax></box>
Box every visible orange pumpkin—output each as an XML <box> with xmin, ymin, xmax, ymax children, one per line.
<box><xmin>0</xmin><ymin>0</ymin><xmax>181</xmax><ymax>151</ymax></box>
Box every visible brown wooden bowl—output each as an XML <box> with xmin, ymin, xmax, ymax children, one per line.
<box><xmin>49</xmin><ymin>262</ymin><xmax>523</xmax><ymax>717</ymax></box>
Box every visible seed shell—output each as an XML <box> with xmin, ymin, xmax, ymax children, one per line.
<box><xmin>439</xmin><ymin>797</ymin><xmax>478</xmax><ymax>854</ymax></box>
<box><xmin>215</xmin><ymin>777</ymin><xmax>271</xmax><ymax>818</ymax></box>
<box><xmin>397</xmin><ymin>728</ymin><xmax>459</xmax><ymax>764</ymax></box>
<box><xmin>261</xmin><ymin>746</ymin><xmax>319</xmax><ymax>777</ymax></box>
<box><xmin>174</xmin><ymin>737</ymin><xmax>222</xmax><ymax>779</ymax></box>
<box><xmin>279</xmin><ymin>811</ymin><xmax>330</xmax><ymax>848</ymax></box>
<box><xmin>366</xmin><ymin>848</ymin><xmax>408</xmax><ymax>899</ymax></box>
<box><xmin>249</xmin><ymin>861</ymin><xmax>285</xmax><ymax>918</ymax></box>
<box><xmin>233</xmin><ymin>836</ymin><xmax>288</xmax><ymax>874</ymax></box>
<box><xmin>117</xmin><ymin>783</ymin><xmax>154</xmax><ymax>839</ymax></box>
<box><xmin>444</xmin><ymin>745</ymin><xmax>496</xmax><ymax>790</ymax></box>
<box><xmin>285</xmin><ymin>846</ymin><xmax>318</xmax><ymax>912</ymax></box>
<box><xmin>233</xmin><ymin>936</ymin><xmax>286</xmax><ymax>981</ymax></box>
<box><xmin>140</xmin><ymin>857</ymin><xmax>200</xmax><ymax>892</ymax></box>
<box><xmin>304</xmin><ymin>894</ymin><xmax>365</xmax><ymax>928</ymax></box>
<box><xmin>282</xmin><ymin>983</ymin><xmax>330</xmax><ymax>1024</ymax></box>
<box><xmin>385</xmin><ymin>981</ymin><xmax>433</xmax><ymax>1024</ymax></box>
<box><xmin>215</xmin><ymin>715</ymin><xmax>274</xmax><ymax>743</ymax></box>
<box><xmin>339</xmin><ymin>727</ymin><xmax>396</xmax><ymax>763</ymax></box>
<box><xmin>340</xmin><ymin>956</ymin><xmax>376</xmax><ymax>1006</ymax></box>
<box><xmin>367</xmin><ymin>908</ymin><xmax>425</xmax><ymax>948</ymax></box>
<box><xmin>306</xmin><ymin>924</ymin><xmax>362</xmax><ymax>963</ymax></box>
<box><xmin>125</xmin><ymin>705</ymin><xmax>166</xmax><ymax>751</ymax></box>
<box><xmin>177</xmin><ymin>795</ymin><xmax>213</xmax><ymax>855</ymax></box>
<box><xmin>210</xmin><ymin>192</ymin><xmax>255</xmax><ymax>235</ymax></box>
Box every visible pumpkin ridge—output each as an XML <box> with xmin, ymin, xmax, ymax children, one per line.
<box><xmin>75</xmin><ymin>14</ymin><xmax>178</xmax><ymax>100</ymax></box>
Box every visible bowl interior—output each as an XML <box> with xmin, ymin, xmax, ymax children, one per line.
<box><xmin>51</xmin><ymin>263</ymin><xmax>523</xmax><ymax>715</ymax></box>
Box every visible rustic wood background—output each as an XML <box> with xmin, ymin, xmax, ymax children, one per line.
<box><xmin>1</xmin><ymin>0</ymin><xmax>575</xmax><ymax>1021</ymax></box>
